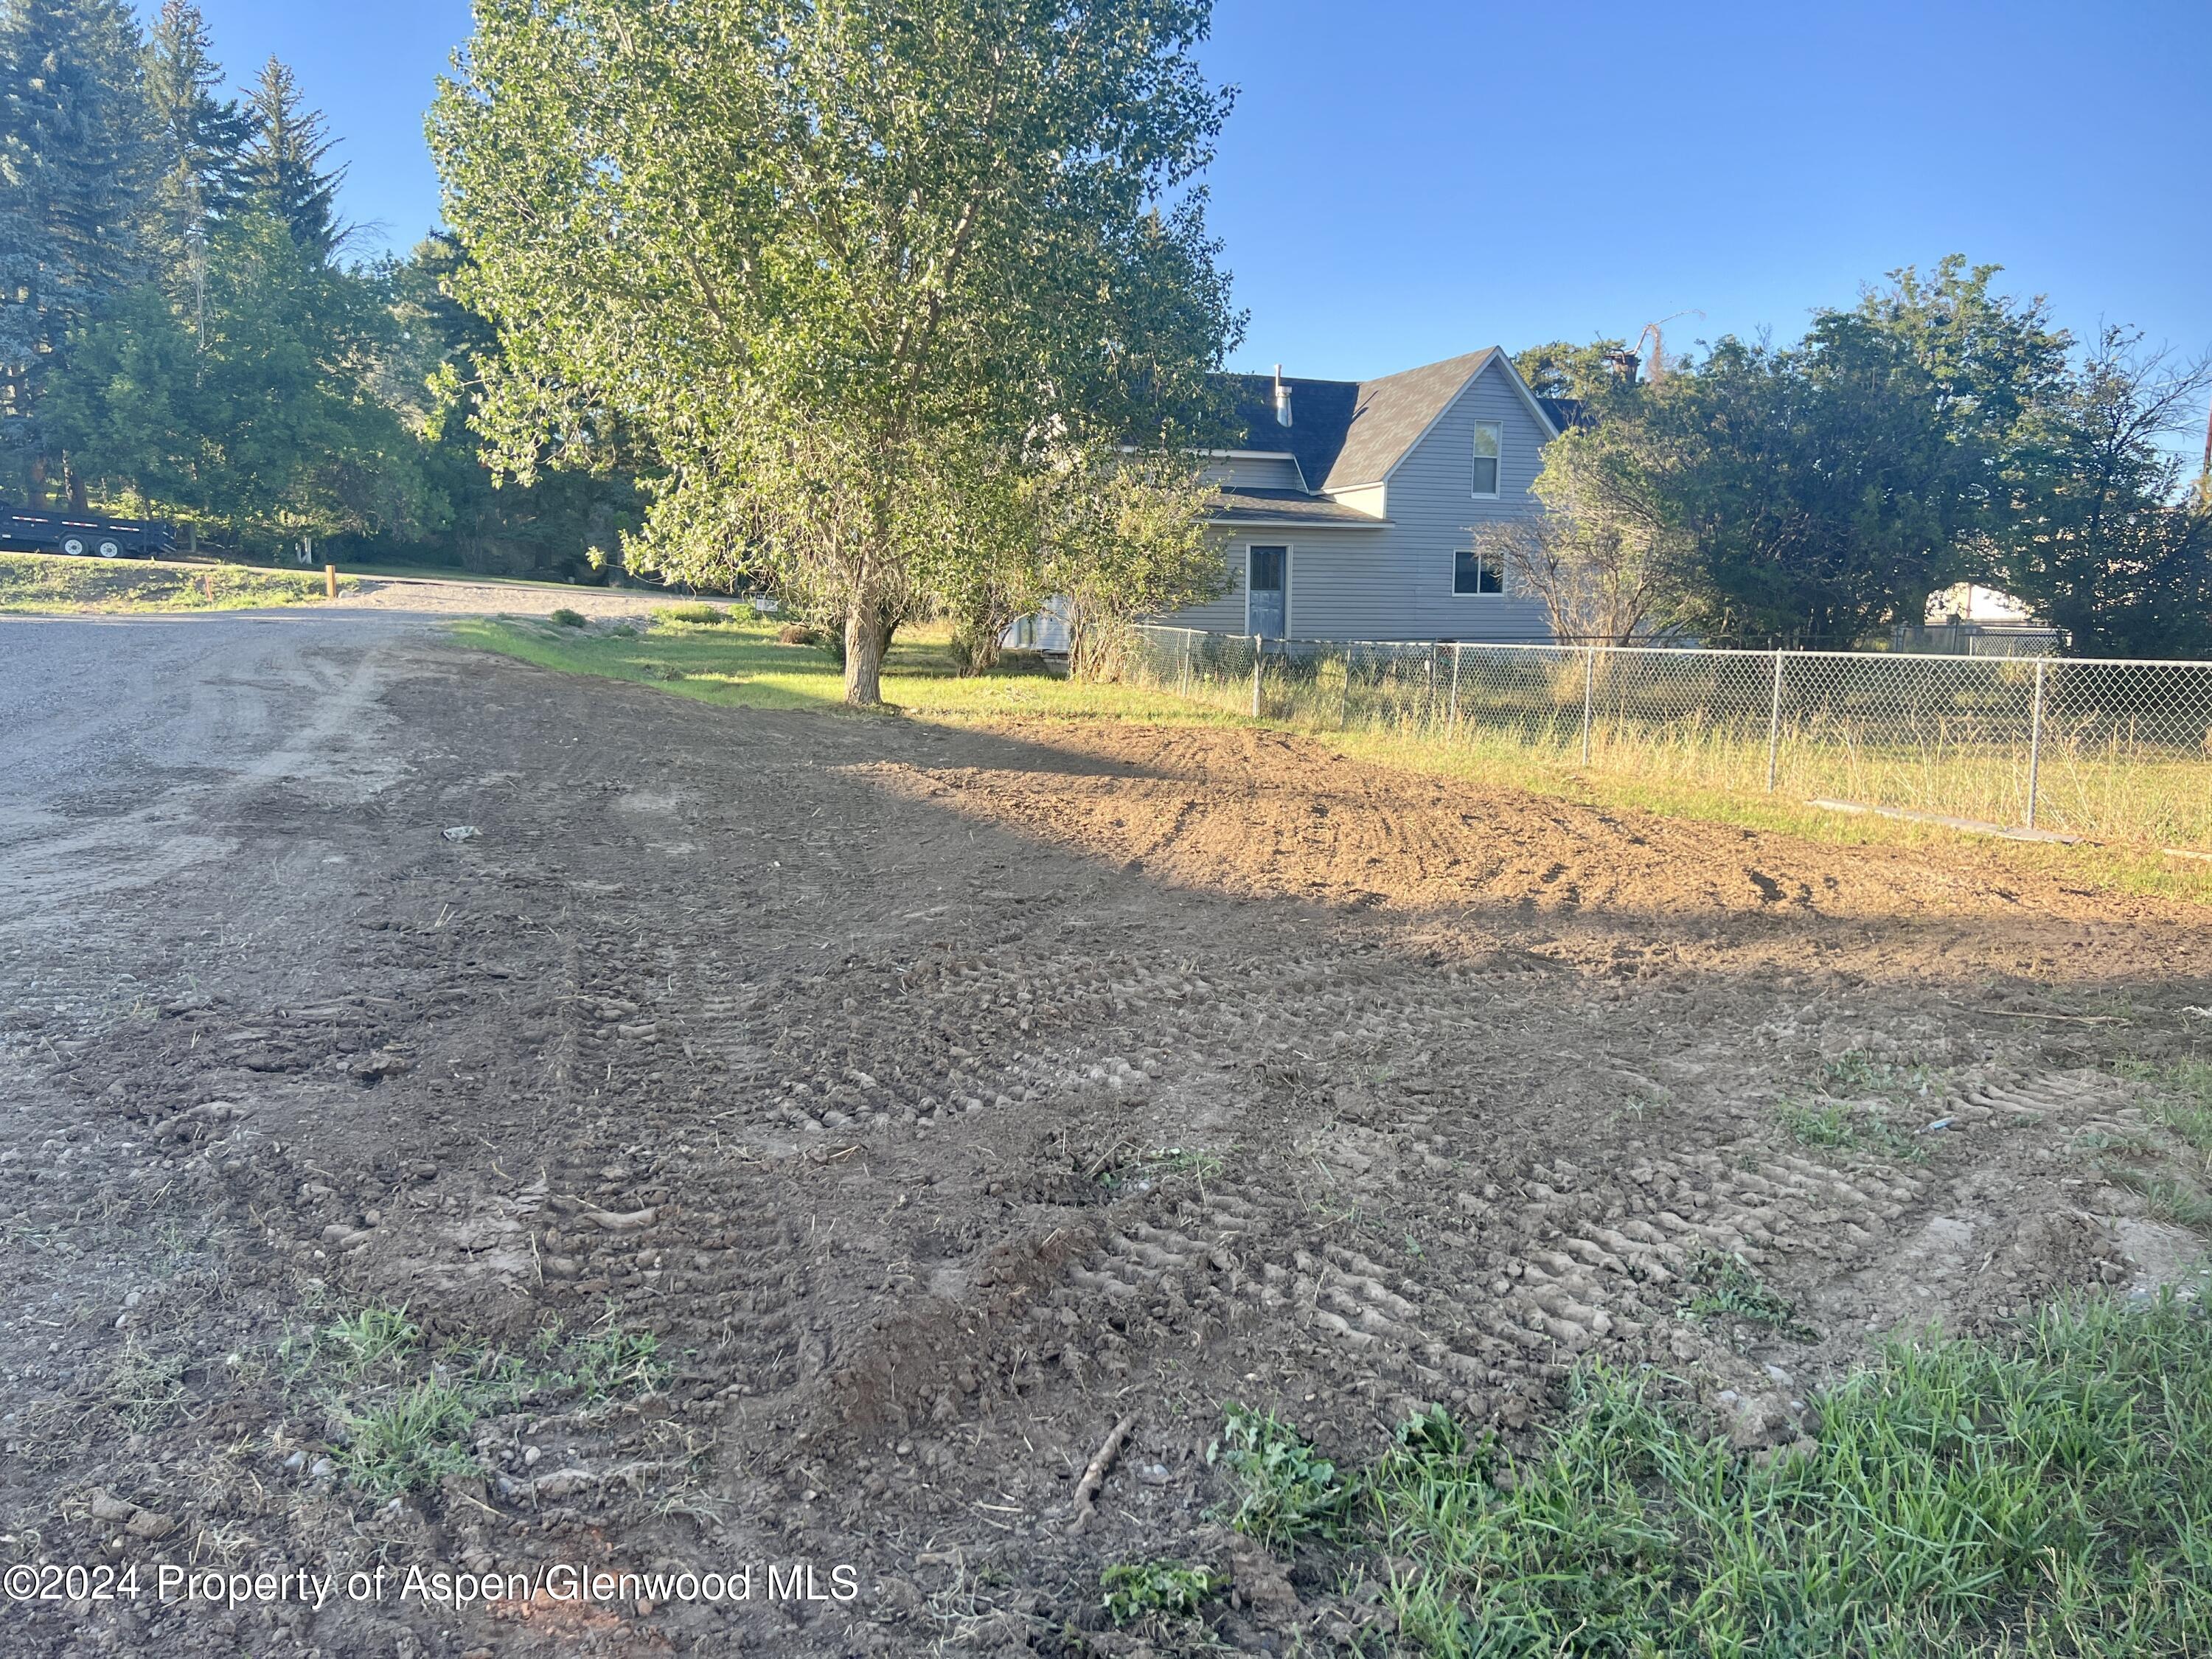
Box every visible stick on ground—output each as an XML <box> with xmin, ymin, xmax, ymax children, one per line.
<box><xmin>1068</xmin><ymin>1413</ymin><xmax>1136</xmax><ymax>1534</ymax></box>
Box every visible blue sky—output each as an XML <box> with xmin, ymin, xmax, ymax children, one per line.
<box><xmin>177</xmin><ymin>0</ymin><xmax>2209</xmax><ymax>387</ymax></box>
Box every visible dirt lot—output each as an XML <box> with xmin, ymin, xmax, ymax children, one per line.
<box><xmin>4</xmin><ymin>610</ymin><xmax>2210</xmax><ymax>1656</ymax></box>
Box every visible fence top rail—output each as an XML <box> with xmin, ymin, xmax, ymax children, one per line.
<box><xmin>1130</xmin><ymin>624</ymin><xmax>2212</xmax><ymax>674</ymax></box>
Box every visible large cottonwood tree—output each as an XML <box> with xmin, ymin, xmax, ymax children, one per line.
<box><xmin>431</xmin><ymin>0</ymin><xmax>1241</xmax><ymax>703</ymax></box>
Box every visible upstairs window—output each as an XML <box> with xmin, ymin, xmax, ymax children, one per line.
<box><xmin>1453</xmin><ymin>548</ymin><xmax>1503</xmax><ymax>595</ymax></box>
<box><xmin>1471</xmin><ymin>420</ymin><xmax>1501</xmax><ymax>496</ymax></box>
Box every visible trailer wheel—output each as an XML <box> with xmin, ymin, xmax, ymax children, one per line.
<box><xmin>62</xmin><ymin>536</ymin><xmax>87</xmax><ymax>557</ymax></box>
<box><xmin>97</xmin><ymin>539</ymin><xmax>122</xmax><ymax>559</ymax></box>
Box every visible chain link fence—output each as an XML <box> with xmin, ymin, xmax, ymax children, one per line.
<box><xmin>1124</xmin><ymin>625</ymin><xmax>2212</xmax><ymax>852</ymax></box>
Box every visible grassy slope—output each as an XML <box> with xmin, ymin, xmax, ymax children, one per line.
<box><xmin>456</xmin><ymin>611</ymin><xmax>2212</xmax><ymax>906</ymax></box>
<box><xmin>0</xmin><ymin>552</ymin><xmax>354</xmax><ymax>613</ymax></box>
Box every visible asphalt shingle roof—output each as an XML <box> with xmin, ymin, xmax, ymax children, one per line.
<box><xmin>1206</xmin><ymin>488</ymin><xmax>1388</xmax><ymax>526</ymax></box>
<box><xmin>1217</xmin><ymin>348</ymin><xmax>1536</xmax><ymax>493</ymax></box>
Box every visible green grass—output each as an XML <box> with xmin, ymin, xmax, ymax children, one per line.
<box><xmin>1245</xmin><ymin>1294</ymin><xmax>2212</xmax><ymax>1657</ymax></box>
<box><xmin>2116</xmin><ymin>1060</ymin><xmax>2212</xmax><ymax>1166</ymax></box>
<box><xmin>2093</xmin><ymin>1061</ymin><xmax>2212</xmax><ymax>1231</ymax></box>
<box><xmin>0</xmin><ymin>550</ymin><xmax>353</xmax><ymax>613</ymax></box>
<box><xmin>334</xmin><ymin>1377</ymin><xmax>484</xmax><ymax>1495</ymax></box>
<box><xmin>2104</xmin><ymin>1168</ymin><xmax>2212</xmax><ymax>1232</ymax></box>
<box><xmin>281</xmin><ymin>1305</ymin><xmax>669</xmax><ymax>1496</ymax></box>
<box><xmin>453</xmin><ymin>613</ymin><xmax>1256</xmax><ymax>726</ymax></box>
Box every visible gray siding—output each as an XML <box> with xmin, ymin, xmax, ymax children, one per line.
<box><xmin>1158</xmin><ymin>359</ymin><xmax>1557</xmax><ymax>642</ymax></box>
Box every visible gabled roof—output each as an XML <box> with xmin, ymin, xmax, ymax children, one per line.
<box><xmin>1217</xmin><ymin>349</ymin><xmax>1559</xmax><ymax>495</ymax></box>
<box><xmin>1219</xmin><ymin>373</ymin><xmax>1361</xmax><ymax>492</ymax></box>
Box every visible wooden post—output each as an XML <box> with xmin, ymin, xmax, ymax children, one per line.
<box><xmin>1251</xmin><ymin>638</ymin><xmax>1263</xmax><ymax>720</ymax></box>
<box><xmin>324</xmin><ymin>563</ymin><xmax>338</xmax><ymax>599</ymax></box>
<box><xmin>1447</xmin><ymin>644</ymin><xmax>1461</xmax><ymax>738</ymax></box>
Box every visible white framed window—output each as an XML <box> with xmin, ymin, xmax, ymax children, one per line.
<box><xmin>1453</xmin><ymin>548</ymin><xmax>1503</xmax><ymax>596</ymax></box>
<box><xmin>1471</xmin><ymin>420</ymin><xmax>1501</xmax><ymax>497</ymax></box>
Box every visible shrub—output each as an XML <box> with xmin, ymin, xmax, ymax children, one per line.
<box><xmin>660</xmin><ymin>602</ymin><xmax>727</xmax><ymax>625</ymax></box>
<box><xmin>548</xmin><ymin>608</ymin><xmax>588</xmax><ymax>628</ymax></box>
<box><xmin>776</xmin><ymin>622</ymin><xmax>821</xmax><ymax>646</ymax></box>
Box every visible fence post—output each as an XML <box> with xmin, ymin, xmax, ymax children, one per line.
<box><xmin>1447</xmin><ymin>644</ymin><xmax>1461</xmax><ymax>739</ymax></box>
<box><xmin>1579</xmin><ymin>646</ymin><xmax>1596</xmax><ymax>767</ymax></box>
<box><xmin>1251</xmin><ymin>637</ymin><xmax>1262</xmax><ymax>720</ymax></box>
<box><xmin>2026</xmin><ymin>658</ymin><xmax>2047</xmax><ymax>830</ymax></box>
<box><xmin>1338</xmin><ymin>647</ymin><xmax>1352</xmax><ymax>730</ymax></box>
<box><xmin>1180</xmin><ymin>630</ymin><xmax>1192</xmax><ymax>700</ymax></box>
<box><xmin>1764</xmin><ymin>650</ymin><xmax>1786</xmax><ymax>792</ymax></box>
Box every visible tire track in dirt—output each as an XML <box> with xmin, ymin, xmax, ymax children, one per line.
<box><xmin>7</xmin><ymin>648</ymin><xmax>2212</xmax><ymax>1656</ymax></box>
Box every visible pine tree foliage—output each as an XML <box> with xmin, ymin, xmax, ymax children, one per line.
<box><xmin>144</xmin><ymin>0</ymin><xmax>250</xmax><ymax>267</ymax></box>
<box><xmin>0</xmin><ymin>0</ymin><xmax>156</xmax><ymax>495</ymax></box>
<box><xmin>242</xmin><ymin>54</ymin><xmax>345</xmax><ymax>260</ymax></box>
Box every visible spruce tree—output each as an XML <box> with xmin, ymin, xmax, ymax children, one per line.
<box><xmin>144</xmin><ymin>0</ymin><xmax>249</xmax><ymax>268</ymax></box>
<box><xmin>242</xmin><ymin>56</ymin><xmax>344</xmax><ymax>262</ymax></box>
<box><xmin>0</xmin><ymin>0</ymin><xmax>155</xmax><ymax>501</ymax></box>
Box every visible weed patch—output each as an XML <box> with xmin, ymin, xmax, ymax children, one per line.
<box><xmin>1677</xmin><ymin>1250</ymin><xmax>1817</xmax><ymax>1342</ymax></box>
<box><xmin>1099</xmin><ymin>1560</ymin><xmax>1224</xmax><ymax>1624</ymax></box>
<box><xmin>279</xmin><ymin>1306</ymin><xmax>667</xmax><ymax>1495</ymax></box>
<box><xmin>1206</xmin><ymin>1403</ymin><xmax>1352</xmax><ymax>1548</ymax></box>
<box><xmin>1776</xmin><ymin>1096</ymin><xmax>1927</xmax><ymax>1164</ymax></box>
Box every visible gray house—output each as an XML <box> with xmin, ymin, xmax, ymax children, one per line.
<box><xmin>1157</xmin><ymin>349</ymin><xmax>1564</xmax><ymax>642</ymax></box>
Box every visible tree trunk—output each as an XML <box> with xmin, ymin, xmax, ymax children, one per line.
<box><xmin>844</xmin><ymin>594</ymin><xmax>886</xmax><ymax>706</ymax></box>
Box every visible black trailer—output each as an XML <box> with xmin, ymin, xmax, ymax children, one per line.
<box><xmin>0</xmin><ymin>504</ymin><xmax>175</xmax><ymax>560</ymax></box>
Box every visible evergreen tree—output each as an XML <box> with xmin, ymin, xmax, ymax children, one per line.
<box><xmin>0</xmin><ymin>0</ymin><xmax>155</xmax><ymax>503</ymax></box>
<box><xmin>241</xmin><ymin>56</ymin><xmax>344</xmax><ymax>262</ymax></box>
<box><xmin>144</xmin><ymin>0</ymin><xmax>250</xmax><ymax>269</ymax></box>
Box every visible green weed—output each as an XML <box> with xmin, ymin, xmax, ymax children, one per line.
<box><xmin>547</xmin><ymin>607</ymin><xmax>588</xmax><ymax>628</ymax></box>
<box><xmin>1677</xmin><ymin>1251</ymin><xmax>1817</xmax><ymax>1342</ymax></box>
<box><xmin>279</xmin><ymin>1307</ymin><xmax>667</xmax><ymax>1495</ymax></box>
<box><xmin>2117</xmin><ymin>1058</ymin><xmax>2212</xmax><ymax>1164</ymax></box>
<box><xmin>1207</xmin><ymin>1403</ymin><xmax>1352</xmax><ymax>1548</ymax></box>
<box><xmin>1776</xmin><ymin>1096</ymin><xmax>1927</xmax><ymax>1164</ymax></box>
<box><xmin>658</xmin><ymin>602</ymin><xmax>748</xmax><ymax>625</ymax></box>
<box><xmin>0</xmin><ymin>552</ymin><xmax>351</xmax><ymax>613</ymax></box>
<box><xmin>562</xmin><ymin>1328</ymin><xmax>669</xmax><ymax>1402</ymax></box>
<box><xmin>333</xmin><ymin>1377</ymin><xmax>483</xmax><ymax>1497</ymax></box>
<box><xmin>1099</xmin><ymin>1560</ymin><xmax>1224</xmax><ymax>1624</ymax></box>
